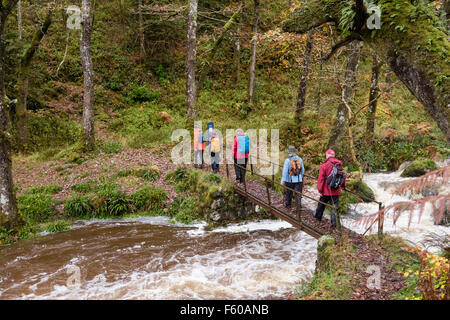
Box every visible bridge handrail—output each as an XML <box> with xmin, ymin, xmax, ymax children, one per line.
<box><xmin>248</xmin><ymin>154</ymin><xmax>383</xmax><ymax>206</ymax></box>
<box><xmin>230</xmin><ymin>161</ymin><xmax>338</xmax><ymax>211</ymax></box>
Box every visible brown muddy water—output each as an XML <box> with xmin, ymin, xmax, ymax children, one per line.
<box><xmin>0</xmin><ymin>217</ymin><xmax>317</xmax><ymax>299</ymax></box>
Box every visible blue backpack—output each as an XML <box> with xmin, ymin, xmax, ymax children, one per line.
<box><xmin>237</xmin><ymin>135</ymin><xmax>250</xmax><ymax>154</ymax></box>
<box><xmin>198</xmin><ymin>132</ymin><xmax>205</xmax><ymax>143</ymax></box>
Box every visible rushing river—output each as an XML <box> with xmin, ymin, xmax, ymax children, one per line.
<box><xmin>0</xmin><ymin>218</ymin><xmax>317</xmax><ymax>299</ymax></box>
<box><xmin>1</xmin><ymin>162</ymin><xmax>448</xmax><ymax>299</ymax></box>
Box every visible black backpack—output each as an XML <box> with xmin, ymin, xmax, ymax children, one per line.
<box><xmin>326</xmin><ymin>160</ymin><xmax>346</xmax><ymax>190</ymax></box>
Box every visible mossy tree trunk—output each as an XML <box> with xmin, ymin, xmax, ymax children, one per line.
<box><xmin>367</xmin><ymin>52</ymin><xmax>380</xmax><ymax>138</ymax></box>
<box><xmin>139</xmin><ymin>0</ymin><xmax>145</xmax><ymax>60</ymax></box>
<box><xmin>81</xmin><ymin>0</ymin><xmax>95</xmax><ymax>150</ymax></box>
<box><xmin>295</xmin><ymin>31</ymin><xmax>314</xmax><ymax>127</ymax></box>
<box><xmin>16</xmin><ymin>5</ymin><xmax>53</xmax><ymax>150</ymax></box>
<box><xmin>283</xmin><ymin>0</ymin><xmax>450</xmax><ymax>142</ymax></box>
<box><xmin>0</xmin><ymin>0</ymin><xmax>20</xmax><ymax>230</ymax></box>
<box><xmin>328</xmin><ymin>41</ymin><xmax>362</xmax><ymax>152</ymax></box>
<box><xmin>196</xmin><ymin>6</ymin><xmax>242</xmax><ymax>95</ymax></box>
<box><xmin>234</xmin><ymin>25</ymin><xmax>241</xmax><ymax>84</ymax></box>
<box><xmin>186</xmin><ymin>0</ymin><xmax>198</xmax><ymax>120</ymax></box>
<box><xmin>248</xmin><ymin>0</ymin><xmax>259</xmax><ymax>107</ymax></box>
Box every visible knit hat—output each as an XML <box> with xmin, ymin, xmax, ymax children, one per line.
<box><xmin>236</xmin><ymin>128</ymin><xmax>244</xmax><ymax>135</ymax></box>
<box><xmin>288</xmin><ymin>146</ymin><xmax>297</xmax><ymax>155</ymax></box>
<box><xmin>326</xmin><ymin>149</ymin><xmax>335</xmax><ymax>157</ymax></box>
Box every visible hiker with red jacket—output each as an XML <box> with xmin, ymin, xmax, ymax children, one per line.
<box><xmin>193</xmin><ymin>124</ymin><xmax>206</xmax><ymax>168</ymax></box>
<box><xmin>232</xmin><ymin>129</ymin><xmax>250</xmax><ymax>183</ymax></box>
<box><xmin>314</xmin><ymin>149</ymin><xmax>346</xmax><ymax>227</ymax></box>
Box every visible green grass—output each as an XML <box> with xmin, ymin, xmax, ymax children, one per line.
<box><xmin>130</xmin><ymin>186</ymin><xmax>167</xmax><ymax>212</ymax></box>
<box><xmin>100</xmin><ymin>142</ymin><xmax>123</xmax><ymax>154</ymax></box>
<box><xmin>44</xmin><ymin>220</ymin><xmax>72</xmax><ymax>233</ymax></box>
<box><xmin>71</xmin><ymin>181</ymin><xmax>94</xmax><ymax>193</ymax></box>
<box><xmin>24</xmin><ymin>184</ymin><xmax>62</xmax><ymax>195</ymax></box>
<box><xmin>17</xmin><ymin>193</ymin><xmax>56</xmax><ymax>224</ymax></box>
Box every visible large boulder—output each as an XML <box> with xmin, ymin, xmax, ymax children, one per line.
<box><xmin>400</xmin><ymin>160</ymin><xmax>438</xmax><ymax>177</ymax></box>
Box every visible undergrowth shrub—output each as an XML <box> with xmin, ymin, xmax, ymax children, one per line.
<box><xmin>71</xmin><ymin>181</ymin><xmax>94</xmax><ymax>193</ymax></box>
<box><xmin>18</xmin><ymin>194</ymin><xmax>56</xmax><ymax>223</ymax></box>
<box><xmin>45</xmin><ymin>220</ymin><xmax>72</xmax><ymax>233</ymax></box>
<box><xmin>64</xmin><ymin>195</ymin><xmax>93</xmax><ymax>218</ymax></box>
<box><xmin>101</xmin><ymin>142</ymin><xmax>123</xmax><ymax>154</ymax></box>
<box><xmin>24</xmin><ymin>184</ymin><xmax>62</xmax><ymax>195</ymax></box>
<box><xmin>167</xmin><ymin>196</ymin><xmax>202</xmax><ymax>224</ymax></box>
<box><xmin>131</xmin><ymin>186</ymin><xmax>167</xmax><ymax>212</ymax></box>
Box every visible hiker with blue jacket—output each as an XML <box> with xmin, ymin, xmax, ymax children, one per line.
<box><xmin>281</xmin><ymin>146</ymin><xmax>305</xmax><ymax>209</ymax></box>
<box><xmin>232</xmin><ymin>129</ymin><xmax>250</xmax><ymax>183</ymax></box>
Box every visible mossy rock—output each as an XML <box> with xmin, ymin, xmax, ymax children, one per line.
<box><xmin>347</xmin><ymin>180</ymin><xmax>375</xmax><ymax>203</ymax></box>
<box><xmin>400</xmin><ymin>160</ymin><xmax>438</xmax><ymax>177</ymax></box>
<box><xmin>338</xmin><ymin>180</ymin><xmax>375</xmax><ymax>214</ymax></box>
<box><xmin>316</xmin><ymin>235</ymin><xmax>336</xmax><ymax>272</ymax></box>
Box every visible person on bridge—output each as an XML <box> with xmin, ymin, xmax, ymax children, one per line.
<box><xmin>209</xmin><ymin>130</ymin><xmax>221</xmax><ymax>173</ymax></box>
<box><xmin>314</xmin><ymin>149</ymin><xmax>346</xmax><ymax>227</ymax></box>
<box><xmin>193</xmin><ymin>124</ymin><xmax>206</xmax><ymax>169</ymax></box>
<box><xmin>281</xmin><ymin>146</ymin><xmax>304</xmax><ymax>209</ymax></box>
<box><xmin>232</xmin><ymin>129</ymin><xmax>250</xmax><ymax>183</ymax></box>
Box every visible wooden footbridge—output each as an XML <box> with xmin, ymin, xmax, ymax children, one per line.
<box><xmin>221</xmin><ymin>155</ymin><xmax>384</xmax><ymax>240</ymax></box>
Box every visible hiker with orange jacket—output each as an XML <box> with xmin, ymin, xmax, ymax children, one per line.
<box><xmin>193</xmin><ymin>124</ymin><xmax>206</xmax><ymax>168</ymax></box>
<box><xmin>314</xmin><ymin>149</ymin><xmax>346</xmax><ymax>227</ymax></box>
<box><xmin>281</xmin><ymin>146</ymin><xmax>304</xmax><ymax>208</ymax></box>
<box><xmin>232</xmin><ymin>129</ymin><xmax>250</xmax><ymax>183</ymax></box>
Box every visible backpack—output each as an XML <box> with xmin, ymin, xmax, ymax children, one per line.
<box><xmin>237</xmin><ymin>135</ymin><xmax>250</xmax><ymax>154</ymax></box>
<box><xmin>289</xmin><ymin>158</ymin><xmax>302</xmax><ymax>176</ymax></box>
<box><xmin>326</xmin><ymin>160</ymin><xmax>346</xmax><ymax>190</ymax></box>
<box><xmin>210</xmin><ymin>137</ymin><xmax>220</xmax><ymax>153</ymax></box>
<box><xmin>198</xmin><ymin>132</ymin><xmax>205</xmax><ymax>143</ymax></box>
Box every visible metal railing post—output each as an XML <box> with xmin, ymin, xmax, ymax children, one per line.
<box><xmin>378</xmin><ymin>203</ymin><xmax>384</xmax><ymax>240</ymax></box>
<box><xmin>272</xmin><ymin>163</ymin><xmax>275</xmax><ymax>188</ymax></box>
<box><xmin>294</xmin><ymin>190</ymin><xmax>302</xmax><ymax>225</ymax></box>
<box><xmin>266</xmin><ymin>183</ymin><xmax>271</xmax><ymax>206</ymax></box>
<box><xmin>226</xmin><ymin>163</ymin><xmax>230</xmax><ymax>178</ymax></box>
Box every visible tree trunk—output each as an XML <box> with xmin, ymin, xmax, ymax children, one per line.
<box><xmin>186</xmin><ymin>0</ymin><xmax>198</xmax><ymax>120</ymax></box>
<box><xmin>16</xmin><ymin>6</ymin><xmax>53</xmax><ymax>150</ymax></box>
<box><xmin>367</xmin><ymin>52</ymin><xmax>380</xmax><ymax>138</ymax></box>
<box><xmin>283</xmin><ymin>0</ymin><xmax>450</xmax><ymax>142</ymax></box>
<box><xmin>139</xmin><ymin>0</ymin><xmax>145</xmax><ymax>60</ymax></box>
<box><xmin>442</xmin><ymin>0</ymin><xmax>449</xmax><ymax>31</ymax></box>
<box><xmin>17</xmin><ymin>0</ymin><xmax>22</xmax><ymax>40</ymax></box>
<box><xmin>81</xmin><ymin>0</ymin><xmax>95</xmax><ymax>150</ymax></box>
<box><xmin>316</xmin><ymin>41</ymin><xmax>323</xmax><ymax>110</ymax></box>
<box><xmin>0</xmin><ymin>1</ymin><xmax>20</xmax><ymax>230</ymax></box>
<box><xmin>327</xmin><ymin>41</ymin><xmax>362</xmax><ymax>152</ymax></box>
<box><xmin>196</xmin><ymin>6</ymin><xmax>242</xmax><ymax>95</ymax></box>
<box><xmin>233</xmin><ymin>26</ymin><xmax>241</xmax><ymax>84</ymax></box>
<box><xmin>295</xmin><ymin>31</ymin><xmax>313</xmax><ymax>124</ymax></box>
<box><xmin>248</xmin><ymin>0</ymin><xmax>259</xmax><ymax>106</ymax></box>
